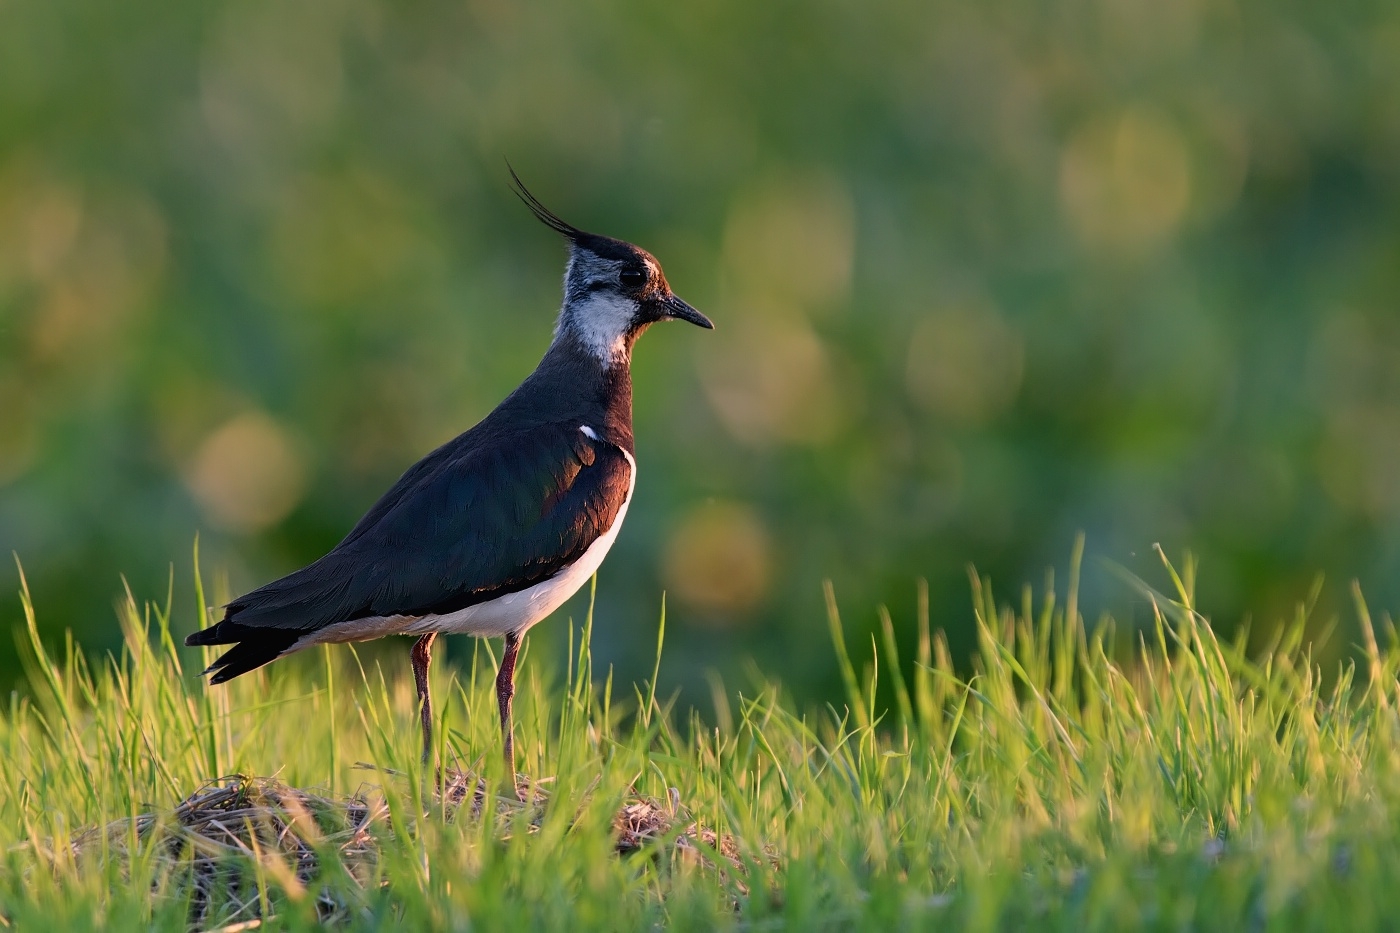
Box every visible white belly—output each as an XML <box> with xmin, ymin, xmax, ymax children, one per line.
<box><xmin>286</xmin><ymin>442</ymin><xmax>635</xmax><ymax>652</ymax></box>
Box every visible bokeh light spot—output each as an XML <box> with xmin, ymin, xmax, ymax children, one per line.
<box><xmin>663</xmin><ymin>500</ymin><xmax>773</xmax><ymax>621</ymax></box>
<box><xmin>698</xmin><ymin>315</ymin><xmax>850</xmax><ymax>447</ymax></box>
<box><xmin>1059</xmin><ymin>107</ymin><xmax>1192</xmax><ymax>252</ymax></box>
<box><xmin>906</xmin><ymin>301</ymin><xmax>1024</xmax><ymax>424</ymax></box>
<box><xmin>185</xmin><ymin>411</ymin><xmax>309</xmax><ymax>534</ymax></box>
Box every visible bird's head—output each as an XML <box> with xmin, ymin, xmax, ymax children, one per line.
<box><xmin>510</xmin><ymin>168</ymin><xmax>713</xmax><ymax>367</ymax></box>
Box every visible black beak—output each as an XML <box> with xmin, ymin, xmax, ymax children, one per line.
<box><xmin>658</xmin><ymin>293</ymin><xmax>714</xmax><ymax>329</ymax></box>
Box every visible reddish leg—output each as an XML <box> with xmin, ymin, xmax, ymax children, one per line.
<box><xmin>411</xmin><ymin>633</ymin><xmax>438</xmax><ymax>764</ymax></box>
<box><xmin>497</xmin><ymin>632</ymin><xmax>521</xmax><ymax>783</ymax></box>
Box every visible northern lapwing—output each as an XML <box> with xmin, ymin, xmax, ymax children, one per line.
<box><xmin>186</xmin><ymin>169</ymin><xmax>714</xmax><ymax>776</ymax></box>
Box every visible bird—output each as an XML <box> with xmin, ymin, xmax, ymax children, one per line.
<box><xmin>186</xmin><ymin>168</ymin><xmax>714</xmax><ymax>778</ymax></box>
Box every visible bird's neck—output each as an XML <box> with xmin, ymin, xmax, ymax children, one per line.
<box><xmin>496</xmin><ymin>331</ymin><xmax>635</xmax><ymax>450</ymax></box>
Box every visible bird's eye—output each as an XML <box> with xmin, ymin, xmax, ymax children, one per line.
<box><xmin>619</xmin><ymin>269</ymin><xmax>646</xmax><ymax>288</ymax></box>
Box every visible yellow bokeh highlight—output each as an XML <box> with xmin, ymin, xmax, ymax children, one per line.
<box><xmin>698</xmin><ymin>315</ymin><xmax>852</xmax><ymax>447</ymax></box>
<box><xmin>1059</xmin><ymin>107</ymin><xmax>1192</xmax><ymax>252</ymax></box>
<box><xmin>663</xmin><ymin>500</ymin><xmax>773</xmax><ymax>620</ymax></box>
<box><xmin>184</xmin><ymin>411</ymin><xmax>309</xmax><ymax>534</ymax></box>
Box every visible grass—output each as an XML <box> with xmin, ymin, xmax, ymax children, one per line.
<box><xmin>3</xmin><ymin>542</ymin><xmax>1400</xmax><ymax>931</ymax></box>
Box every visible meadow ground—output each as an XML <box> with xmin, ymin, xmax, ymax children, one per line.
<box><xmin>3</xmin><ymin>545</ymin><xmax>1400</xmax><ymax>931</ymax></box>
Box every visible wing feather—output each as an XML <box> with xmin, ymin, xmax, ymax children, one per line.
<box><xmin>190</xmin><ymin>423</ymin><xmax>631</xmax><ymax>646</ymax></box>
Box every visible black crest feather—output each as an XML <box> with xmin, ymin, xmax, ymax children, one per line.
<box><xmin>507</xmin><ymin>162</ymin><xmax>584</xmax><ymax>240</ymax></box>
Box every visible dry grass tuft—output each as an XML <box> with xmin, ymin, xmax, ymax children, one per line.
<box><xmin>68</xmin><ymin>770</ymin><xmax>746</xmax><ymax>928</ymax></box>
<box><xmin>72</xmin><ymin>776</ymin><xmax>380</xmax><ymax>926</ymax></box>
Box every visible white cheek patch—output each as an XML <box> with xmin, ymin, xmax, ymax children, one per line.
<box><xmin>566</xmin><ymin>292</ymin><xmax>638</xmax><ymax>364</ymax></box>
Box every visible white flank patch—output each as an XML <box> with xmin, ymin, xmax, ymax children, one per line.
<box><xmin>286</xmin><ymin>437</ymin><xmax>636</xmax><ymax>651</ymax></box>
<box><xmin>565</xmin><ymin>292</ymin><xmax>637</xmax><ymax>364</ymax></box>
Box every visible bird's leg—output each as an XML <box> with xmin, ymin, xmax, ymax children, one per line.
<box><xmin>411</xmin><ymin>633</ymin><xmax>438</xmax><ymax>765</ymax></box>
<box><xmin>496</xmin><ymin>631</ymin><xmax>521</xmax><ymax>788</ymax></box>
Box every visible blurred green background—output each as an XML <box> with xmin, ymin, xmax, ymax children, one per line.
<box><xmin>2</xmin><ymin>0</ymin><xmax>1398</xmax><ymax>701</ymax></box>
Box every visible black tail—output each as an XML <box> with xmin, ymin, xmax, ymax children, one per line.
<box><xmin>185</xmin><ymin>553</ymin><xmax>371</xmax><ymax>684</ymax></box>
<box><xmin>186</xmin><ymin>620</ymin><xmax>302</xmax><ymax>684</ymax></box>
